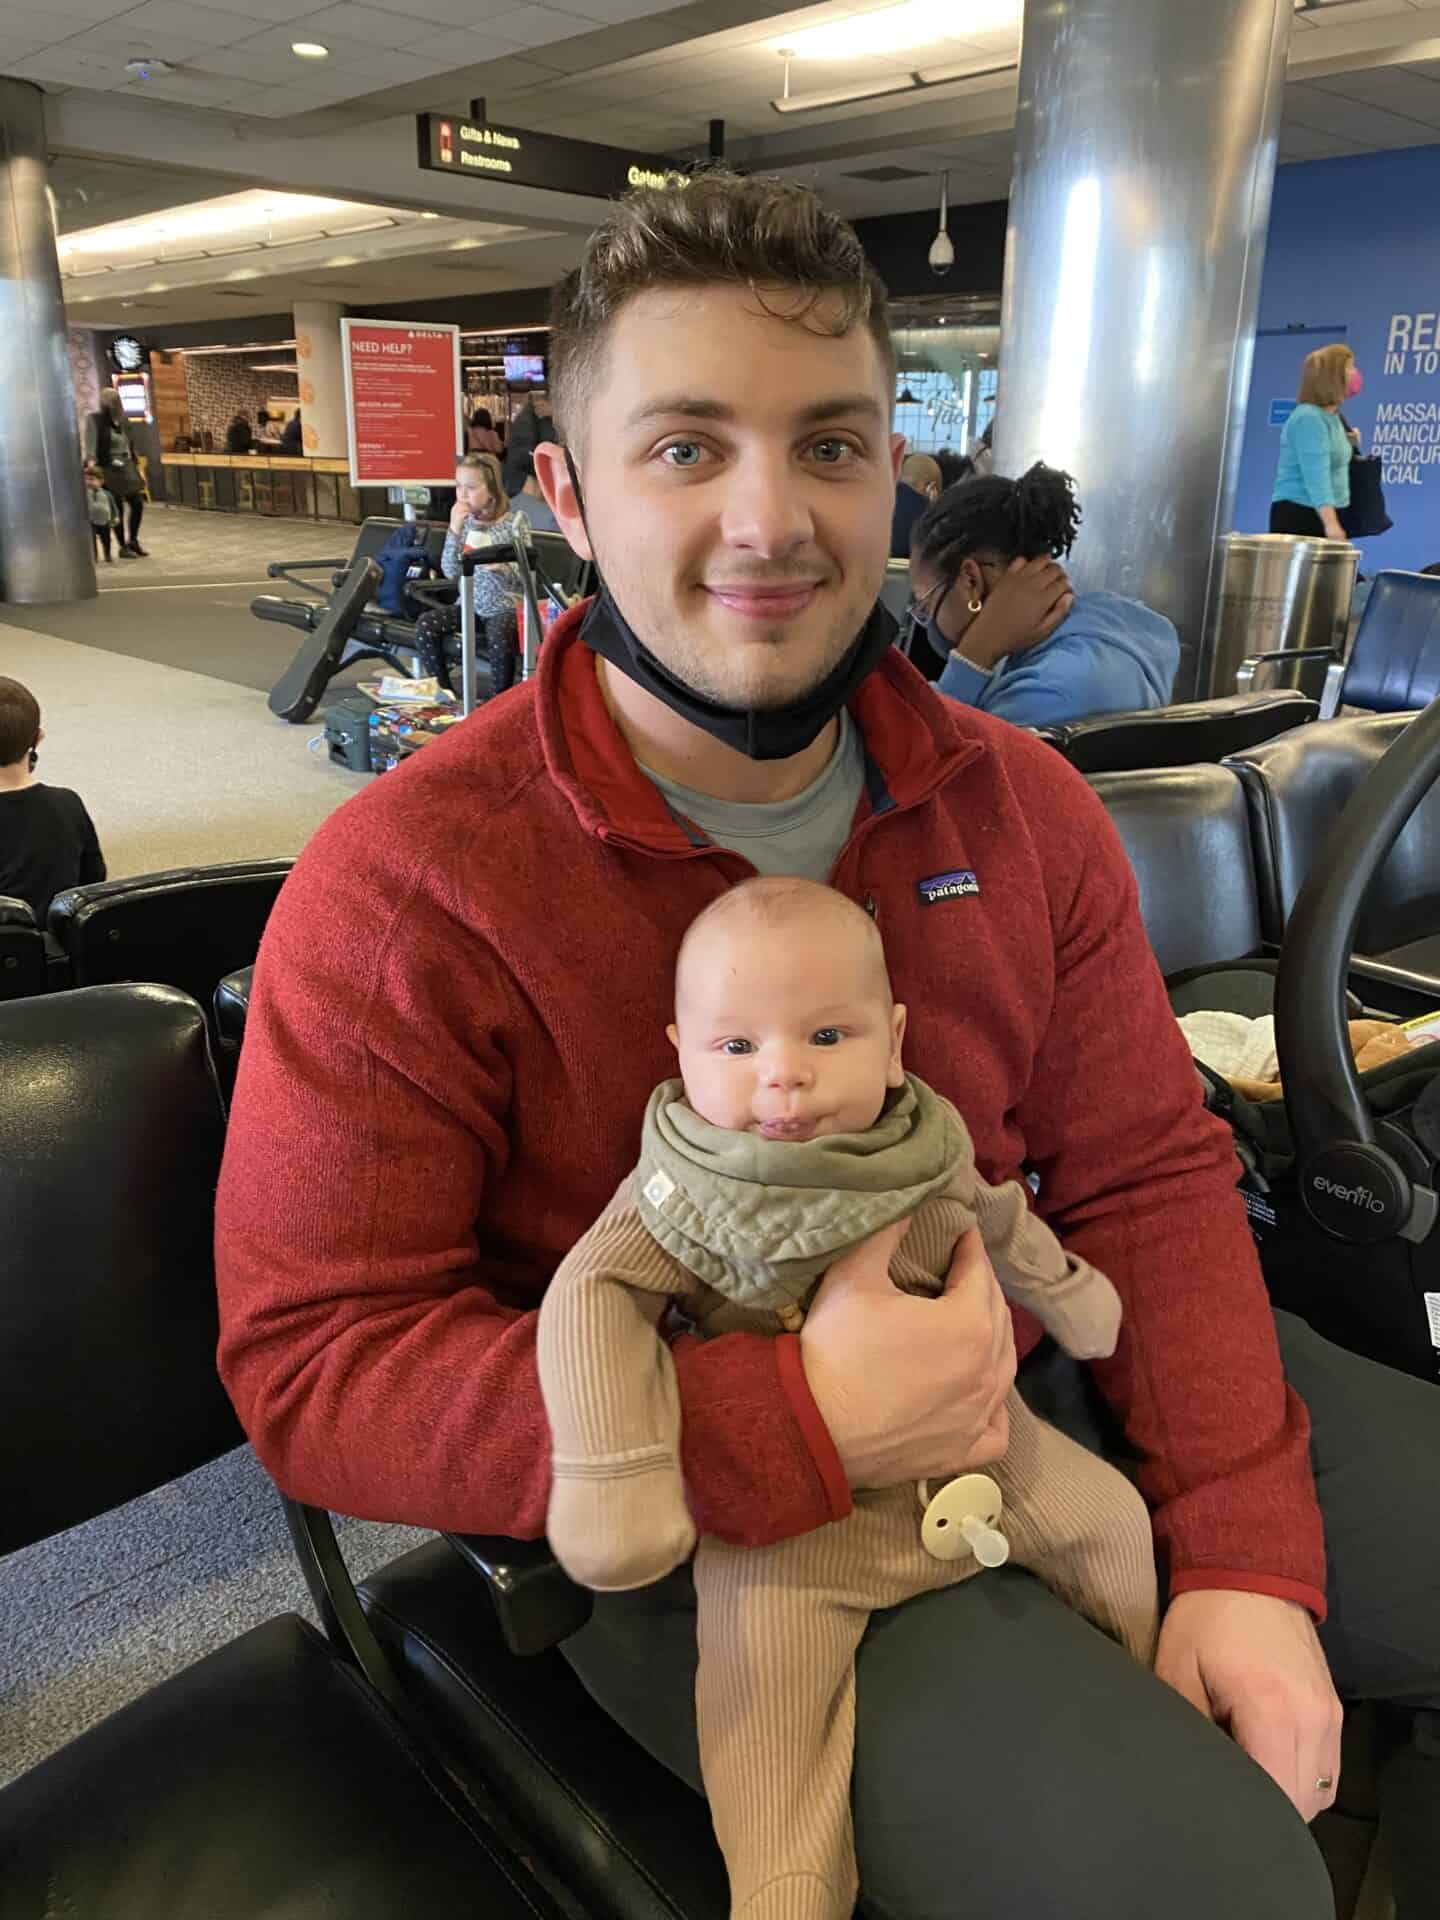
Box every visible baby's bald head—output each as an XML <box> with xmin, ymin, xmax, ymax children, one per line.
<box><xmin>674</xmin><ymin>877</ymin><xmax>893</xmax><ymax>1022</ymax></box>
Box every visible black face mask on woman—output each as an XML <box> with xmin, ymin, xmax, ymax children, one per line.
<box><xmin>565</xmin><ymin>448</ymin><xmax>898</xmax><ymax>762</ymax></box>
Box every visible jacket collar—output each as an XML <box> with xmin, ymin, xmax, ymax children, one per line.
<box><xmin>536</xmin><ymin>600</ymin><xmax>984</xmax><ymax>852</ymax></box>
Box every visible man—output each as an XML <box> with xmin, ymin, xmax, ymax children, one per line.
<box><xmin>503</xmin><ymin>389</ymin><xmax>556</xmax><ymax>496</ymax></box>
<box><xmin>216</xmin><ymin>174</ymin><xmax>1438</xmax><ymax>1917</ymax></box>
<box><xmin>890</xmin><ymin>450</ymin><xmax>941</xmax><ymax>558</ymax></box>
<box><xmin>508</xmin><ymin>445</ymin><xmax>564</xmax><ymax>535</ymax></box>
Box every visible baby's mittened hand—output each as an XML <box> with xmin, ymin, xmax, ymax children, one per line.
<box><xmin>547</xmin><ymin>1451</ymin><xmax>696</xmax><ymax>1593</ymax></box>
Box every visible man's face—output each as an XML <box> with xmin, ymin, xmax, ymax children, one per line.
<box><xmin>538</xmin><ymin>286</ymin><xmax>903</xmax><ymax>712</ymax></box>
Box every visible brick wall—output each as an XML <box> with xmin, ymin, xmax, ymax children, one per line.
<box><xmin>182</xmin><ymin>354</ymin><xmax>299</xmax><ymax>447</ymax></box>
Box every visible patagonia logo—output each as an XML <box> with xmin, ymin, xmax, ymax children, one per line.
<box><xmin>916</xmin><ymin>869</ymin><xmax>980</xmax><ymax>906</ymax></box>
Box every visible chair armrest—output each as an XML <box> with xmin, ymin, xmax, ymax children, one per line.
<box><xmin>265</xmin><ymin>558</ymin><xmax>347</xmax><ymax>594</ymax></box>
<box><xmin>408</xmin><ymin>579</ymin><xmax>460</xmax><ymax>614</ymax></box>
<box><xmin>444</xmin><ymin>1533</ymin><xmax>593</xmax><ymax>1656</ymax></box>
<box><xmin>1235</xmin><ymin>646</ymin><xmax>1338</xmax><ymax>694</ymax></box>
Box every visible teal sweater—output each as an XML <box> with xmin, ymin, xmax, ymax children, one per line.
<box><xmin>1272</xmin><ymin>404</ymin><xmax>1350</xmax><ymax>512</ymax></box>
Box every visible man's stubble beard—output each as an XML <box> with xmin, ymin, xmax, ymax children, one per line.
<box><xmin>605</xmin><ymin>568</ymin><xmax>880</xmax><ymax>712</ymax></box>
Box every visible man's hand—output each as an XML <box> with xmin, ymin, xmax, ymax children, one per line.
<box><xmin>959</xmin><ymin>556</ymin><xmax>1074</xmax><ymax>672</ymax></box>
<box><xmin>1155</xmin><ymin>1590</ymin><xmax>1343</xmax><ymax>1822</ymax></box>
<box><xmin>800</xmin><ymin>1225</ymin><xmax>1015</xmax><ymax>1490</ymax></box>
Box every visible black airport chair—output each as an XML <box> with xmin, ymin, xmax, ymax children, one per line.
<box><xmin>47</xmin><ymin>860</ymin><xmax>293</xmax><ymax>1013</ymax></box>
<box><xmin>0</xmin><ymin>895</ymin><xmax>48</xmax><ymax>1001</ymax></box>
<box><xmin>0</xmin><ymin>983</ymin><xmax>568</xmax><ymax>1920</ymax></box>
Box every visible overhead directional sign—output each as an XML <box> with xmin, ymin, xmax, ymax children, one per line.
<box><xmin>417</xmin><ymin>113</ymin><xmax>691</xmax><ymax>201</ymax></box>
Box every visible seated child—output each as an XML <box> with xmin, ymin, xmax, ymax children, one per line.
<box><xmin>0</xmin><ymin>677</ymin><xmax>106</xmax><ymax>923</ymax></box>
<box><xmin>538</xmin><ymin>876</ymin><xmax>1158</xmax><ymax>1920</ymax></box>
<box><xmin>85</xmin><ymin>463</ymin><xmax>118</xmax><ymax>563</ymax></box>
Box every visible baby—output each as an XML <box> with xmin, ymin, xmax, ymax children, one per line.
<box><xmin>538</xmin><ymin>877</ymin><xmax>1158</xmax><ymax>1920</ymax></box>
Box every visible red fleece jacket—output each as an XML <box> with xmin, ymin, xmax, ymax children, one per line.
<box><xmin>215</xmin><ymin>611</ymin><xmax>1327</xmax><ymax>1618</ymax></box>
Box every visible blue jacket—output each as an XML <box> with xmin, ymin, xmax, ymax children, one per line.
<box><xmin>936</xmin><ymin>589</ymin><xmax>1179</xmax><ymax>728</ymax></box>
<box><xmin>1272</xmin><ymin>403</ymin><xmax>1350</xmax><ymax>512</ymax></box>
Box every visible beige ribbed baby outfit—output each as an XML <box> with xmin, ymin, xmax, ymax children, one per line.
<box><xmin>537</xmin><ymin>1076</ymin><xmax>1158</xmax><ymax>1920</ymax></box>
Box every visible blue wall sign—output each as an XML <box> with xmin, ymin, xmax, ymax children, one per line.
<box><xmin>1268</xmin><ymin>398</ymin><xmax>1297</xmax><ymax>428</ymax></box>
<box><xmin>1235</xmin><ymin>146</ymin><xmax>1440</xmax><ymax>567</ymax></box>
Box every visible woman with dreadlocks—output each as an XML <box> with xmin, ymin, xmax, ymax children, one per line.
<box><xmin>908</xmin><ymin>462</ymin><xmax>1179</xmax><ymax>728</ymax></box>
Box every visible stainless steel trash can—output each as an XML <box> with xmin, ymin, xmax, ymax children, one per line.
<box><xmin>1208</xmin><ymin>533</ymin><xmax>1359</xmax><ymax>698</ymax></box>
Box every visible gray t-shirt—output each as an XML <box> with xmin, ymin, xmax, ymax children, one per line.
<box><xmin>639</xmin><ymin>711</ymin><xmax>865</xmax><ymax>882</ymax></box>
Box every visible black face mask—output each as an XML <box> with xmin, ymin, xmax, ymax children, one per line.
<box><xmin>564</xmin><ymin>449</ymin><xmax>897</xmax><ymax>762</ymax></box>
<box><xmin>578</xmin><ymin>588</ymin><xmax>898</xmax><ymax>762</ymax></box>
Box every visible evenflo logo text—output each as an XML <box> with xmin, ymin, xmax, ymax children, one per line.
<box><xmin>1311</xmin><ymin>1174</ymin><xmax>1386</xmax><ymax>1215</ymax></box>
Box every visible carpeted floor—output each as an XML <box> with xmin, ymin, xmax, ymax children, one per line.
<box><xmin>1</xmin><ymin>503</ymin><xmax>361</xmax><ymax>692</ymax></box>
<box><xmin>0</xmin><ymin>1445</ymin><xmax>430</xmax><ymax>1787</ymax></box>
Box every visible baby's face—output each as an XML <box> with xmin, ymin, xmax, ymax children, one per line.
<box><xmin>669</xmin><ymin>913</ymin><xmax>906</xmax><ymax>1143</ymax></box>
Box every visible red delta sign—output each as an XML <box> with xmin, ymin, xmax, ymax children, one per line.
<box><xmin>341</xmin><ymin>318</ymin><xmax>462</xmax><ymax>486</ymax></box>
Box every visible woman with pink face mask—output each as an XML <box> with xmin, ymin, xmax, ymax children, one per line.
<box><xmin>1271</xmin><ymin>342</ymin><xmax>1363</xmax><ymax>540</ymax></box>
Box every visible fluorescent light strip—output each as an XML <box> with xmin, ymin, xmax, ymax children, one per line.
<box><xmin>771</xmin><ymin>56</ymin><xmax>1014</xmax><ymax>114</ymax></box>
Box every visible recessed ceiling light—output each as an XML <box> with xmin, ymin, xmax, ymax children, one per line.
<box><xmin>291</xmin><ymin>41</ymin><xmax>330</xmax><ymax>59</ymax></box>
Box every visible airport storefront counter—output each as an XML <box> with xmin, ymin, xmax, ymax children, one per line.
<box><xmin>160</xmin><ymin>453</ymin><xmax>391</xmax><ymax>524</ymax></box>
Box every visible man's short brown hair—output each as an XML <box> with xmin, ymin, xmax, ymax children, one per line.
<box><xmin>549</xmin><ymin>170</ymin><xmax>894</xmax><ymax>444</ymax></box>
<box><xmin>0</xmin><ymin>677</ymin><xmax>40</xmax><ymax>767</ymax></box>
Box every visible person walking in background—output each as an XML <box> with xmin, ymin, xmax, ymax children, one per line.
<box><xmin>1271</xmin><ymin>344</ymin><xmax>1362</xmax><ymax>539</ymax></box>
<box><xmin>467</xmin><ymin>407</ymin><xmax>502</xmax><ymax>456</ymax></box>
<box><xmin>0</xmin><ymin>677</ymin><xmax>105</xmax><ymax>924</ymax></box>
<box><xmin>84</xmin><ymin>463</ymin><xmax>118</xmax><ymax>564</ymax></box>
<box><xmin>910</xmin><ymin>464</ymin><xmax>1179</xmax><ymax>728</ymax></box>
<box><xmin>225</xmin><ymin>411</ymin><xmax>255</xmax><ymax>454</ymax></box>
<box><xmin>84</xmin><ymin>389</ymin><xmax>147</xmax><ymax>557</ymax></box>
<box><xmin>502</xmin><ymin>390</ymin><xmax>556</xmax><ymax>497</ymax></box>
<box><xmin>279</xmin><ymin>410</ymin><xmax>304</xmax><ymax>457</ymax></box>
<box><xmin>889</xmin><ymin>452</ymin><xmax>942</xmax><ymax>559</ymax></box>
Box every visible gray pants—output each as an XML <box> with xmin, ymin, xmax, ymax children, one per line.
<box><xmin>561</xmin><ymin>1313</ymin><xmax>1440</xmax><ymax>1918</ymax></box>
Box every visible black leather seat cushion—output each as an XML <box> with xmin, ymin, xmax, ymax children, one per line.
<box><xmin>361</xmin><ymin>1539</ymin><xmax>726</xmax><ymax>1920</ymax></box>
<box><xmin>0</xmin><ymin>1613</ymin><xmax>560</xmax><ymax>1920</ymax></box>
<box><xmin>1341</xmin><ymin>569</ymin><xmax>1440</xmax><ymax>714</ymax></box>
<box><xmin>1042</xmin><ymin>689</ymin><xmax>1316</xmax><ymax>774</ymax></box>
<box><xmin>1089</xmin><ymin>765</ymin><xmax>1263</xmax><ymax>979</ymax></box>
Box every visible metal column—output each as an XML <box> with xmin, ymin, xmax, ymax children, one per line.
<box><xmin>995</xmin><ymin>0</ymin><xmax>1291</xmax><ymax>698</ymax></box>
<box><xmin>0</xmin><ymin>79</ymin><xmax>94</xmax><ymax>605</ymax></box>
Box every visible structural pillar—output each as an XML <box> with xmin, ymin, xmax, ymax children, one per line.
<box><xmin>0</xmin><ymin>79</ymin><xmax>94</xmax><ymax>605</ymax></box>
<box><xmin>293</xmin><ymin>300</ymin><xmax>348</xmax><ymax>459</ymax></box>
<box><xmin>995</xmin><ymin>0</ymin><xmax>1292</xmax><ymax>698</ymax></box>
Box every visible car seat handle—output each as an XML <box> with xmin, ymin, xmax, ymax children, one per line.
<box><xmin>1275</xmin><ymin>698</ymin><xmax>1440</xmax><ymax>1245</ymax></box>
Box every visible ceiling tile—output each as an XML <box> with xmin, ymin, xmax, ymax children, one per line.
<box><xmin>1283</xmin><ymin>79</ymin><xmax>1440</xmax><ymax>142</ymax></box>
<box><xmin>561</xmin><ymin>0</ymin><xmax>675</xmax><ymax>18</ymax></box>
<box><xmin>189</xmin><ymin>0</ymin><xmax>334</xmax><ymax>18</ymax></box>
<box><xmin>484</xmin><ymin>4</ymin><xmax>609</xmax><ymax>46</ymax></box>
<box><xmin>1300</xmin><ymin>0</ymin><xmax>1422</xmax><ymax>23</ymax></box>
<box><xmin>285</xmin><ymin>1</ymin><xmax>430</xmax><ymax>49</ymax></box>
<box><xmin>1307</xmin><ymin>66</ymin><xmax>1440</xmax><ymax>123</ymax></box>
<box><xmin>6</xmin><ymin>0</ymin><xmax>137</xmax><ymax>20</ymax></box>
<box><xmin>405</xmin><ymin>24</ymin><xmax>529</xmax><ymax>59</ymax></box>
<box><xmin>63</xmin><ymin>24</ymin><xmax>217</xmax><ymax>60</ymax></box>
<box><xmin>399</xmin><ymin>0</ymin><xmax>528</xmax><ymax>21</ymax></box>
<box><xmin>114</xmin><ymin>0</ymin><xmax>260</xmax><ymax>43</ymax></box>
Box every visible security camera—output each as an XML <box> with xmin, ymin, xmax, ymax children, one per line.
<box><xmin>929</xmin><ymin>231</ymin><xmax>955</xmax><ymax>276</ymax></box>
<box><xmin>125</xmin><ymin>56</ymin><xmax>173</xmax><ymax>80</ymax></box>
